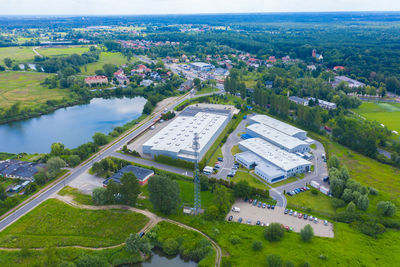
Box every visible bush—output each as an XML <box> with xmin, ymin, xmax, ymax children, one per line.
<box><xmin>331</xmin><ymin>198</ymin><xmax>346</xmax><ymax>209</ymax></box>
<box><xmin>300</xmin><ymin>224</ymin><xmax>314</xmax><ymax>242</ymax></box>
<box><xmin>285</xmin><ymin>261</ymin><xmax>294</xmax><ymax>267</ymax></box>
<box><xmin>346</xmin><ymin>201</ymin><xmax>356</xmax><ymax>213</ymax></box>
<box><xmin>311</xmin><ymin>188</ymin><xmax>318</xmax><ymax>195</ymax></box>
<box><xmin>252</xmin><ymin>240</ymin><xmax>263</xmax><ymax>251</ymax></box>
<box><xmin>369</xmin><ymin>187</ymin><xmax>378</xmax><ymax>195</ymax></box>
<box><xmin>75</xmin><ymin>254</ymin><xmax>109</xmax><ymax>267</ymax></box>
<box><xmin>266</xmin><ymin>254</ymin><xmax>283</xmax><ymax>267</ymax></box>
<box><xmin>264</xmin><ymin>223</ymin><xmax>285</xmax><ymax>242</ymax></box>
<box><xmin>163</xmin><ymin>238</ymin><xmax>179</xmax><ymax>255</ymax></box>
<box><xmin>357</xmin><ymin>194</ymin><xmax>369</xmax><ymax>211</ymax></box>
<box><xmin>92</xmin><ymin>187</ymin><xmax>107</xmax><ymax>205</ymax></box>
<box><xmin>376</xmin><ymin>201</ymin><xmax>397</xmax><ymax>217</ymax></box>
<box><xmin>229</xmin><ymin>235</ymin><xmax>241</xmax><ymax>245</ymax></box>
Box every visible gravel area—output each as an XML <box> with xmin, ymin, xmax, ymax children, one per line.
<box><xmin>226</xmin><ymin>200</ymin><xmax>334</xmax><ymax>238</ymax></box>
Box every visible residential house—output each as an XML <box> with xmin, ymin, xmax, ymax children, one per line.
<box><xmin>289</xmin><ymin>96</ymin><xmax>309</xmax><ymax>106</ymax></box>
<box><xmin>103</xmin><ymin>165</ymin><xmax>154</xmax><ymax>186</ymax></box>
<box><xmin>84</xmin><ymin>75</ymin><xmax>108</xmax><ymax>86</ymax></box>
<box><xmin>0</xmin><ymin>160</ymin><xmax>45</xmax><ymax>182</ymax></box>
<box><xmin>140</xmin><ymin>79</ymin><xmax>153</xmax><ymax>87</ymax></box>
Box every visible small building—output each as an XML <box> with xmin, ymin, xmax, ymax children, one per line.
<box><xmin>179</xmin><ymin>79</ymin><xmax>194</xmax><ymax>91</ymax></box>
<box><xmin>115</xmin><ymin>75</ymin><xmax>130</xmax><ymax>85</ymax></box>
<box><xmin>308</xmin><ymin>98</ymin><xmax>337</xmax><ymax>110</ymax></box>
<box><xmin>190</xmin><ymin>62</ymin><xmax>214</xmax><ymax>72</ymax></box>
<box><xmin>265</xmin><ymin>81</ymin><xmax>273</xmax><ymax>88</ymax></box>
<box><xmin>84</xmin><ymin>75</ymin><xmax>108</xmax><ymax>86</ymax></box>
<box><xmin>289</xmin><ymin>96</ymin><xmax>309</xmax><ymax>106</ymax></box>
<box><xmin>103</xmin><ymin>165</ymin><xmax>154</xmax><ymax>186</ymax></box>
<box><xmin>140</xmin><ymin>79</ymin><xmax>153</xmax><ymax>87</ymax></box>
<box><xmin>267</xmin><ymin>56</ymin><xmax>276</xmax><ymax>63</ymax></box>
<box><xmin>0</xmin><ymin>160</ymin><xmax>45</xmax><ymax>182</ymax></box>
<box><xmin>333</xmin><ymin>76</ymin><xmax>365</xmax><ymax>88</ymax></box>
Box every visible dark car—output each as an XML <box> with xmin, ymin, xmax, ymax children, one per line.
<box><xmin>249</xmin><ymin>199</ymin><xmax>253</xmax><ymax>203</ymax></box>
<box><xmin>287</xmin><ymin>191</ymin><xmax>292</xmax><ymax>196</ymax></box>
<box><xmin>323</xmin><ymin>176</ymin><xmax>330</xmax><ymax>182</ymax></box>
<box><xmin>271</xmin><ymin>205</ymin><xmax>275</xmax><ymax>210</ymax></box>
<box><xmin>258</xmin><ymin>202</ymin><xmax>262</xmax><ymax>207</ymax></box>
<box><xmin>256</xmin><ymin>221</ymin><xmax>261</xmax><ymax>225</ymax></box>
<box><xmin>267</xmin><ymin>204</ymin><xmax>271</xmax><ymax>209</ymax></box>
<box><xmin>303</xmin><ymin>214</ymin><xmax>308</xmax><ymax>220</ymax></box>
<box><xmin>238</xmin><ymin>217</ymin><xmax>243</xmax><ymax>223</ymax></box>
<box><xmin>284</xmin><ymin>209</ymin><xmax>289</xmax><ymax>214</ymax></box>
<box><xmin>139</xmin><ymin>232</ymin><xmax>145</xmax><ymax>238</ymax></box>
<box><xmin>228</xmin><ymin>216</ymin><xmax>233</xmax><ymax>221</ymax></box>
<box><xmin>218</xmin><ymin>157</ymin><xmax>223</xmax><ymax>162</ymax></box>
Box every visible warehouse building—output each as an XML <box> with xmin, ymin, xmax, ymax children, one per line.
<box><xmin>190</xmin><ymin>62</ymin><xmax>214</xmax><ymax>72</ymax></box>
<box><xmin>246</xmin><ymin>123</ymin><xmax>310</xmax><ymax>154</ymax></box>
<box><xmin>249</xmin><ymin>114</ymin><xmax>307</xmax><ymax>140</ymax></box>
<box><xmin>103</xmin><ymin>165</ymin><xmax>154</xmax><ymax>186</ymax></box>
<box><xmin>237</xmin><ymin>138</ymin><xmax>311</xmax><ymax>181</ymax></box>
<box><xmin>143</xmin><ymin>107</ymin><xmax>231</xmax><ymax>162</ymax></box>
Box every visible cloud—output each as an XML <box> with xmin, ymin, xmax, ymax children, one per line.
<box><xmin>0</xmin><ymin>0</ymin><xmax>399</xmax><ymax>15</ymax></box>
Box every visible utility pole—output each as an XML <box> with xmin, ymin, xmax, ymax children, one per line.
<box><xmin>192</xmin><ymin>133</ymin><xmax>201</xmax><ymax>215</ymax></box>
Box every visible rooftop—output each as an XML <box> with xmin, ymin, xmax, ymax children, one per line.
<box><xmin>250</xmin><ymin>114</ymin><xmax>306</xmax><ymax>138</ymax></box>
<box><xmin>239</xmin><ymin>138</ymin><xmax>310</xmax><ymax>171</ymax></box>
<box><xmin>103</xmin><ymin>165</ymin><xmax>154</xmax><ymax>185</ymax></box>
<box><xmin>247</xmin><ymin>123</ymin><xmax>308</xmax><ymax>150</ymax></box>
<box><xmin>236</xmin><ymin>151</ymin><xmax>284</xmax><ymax>177</ymax></box>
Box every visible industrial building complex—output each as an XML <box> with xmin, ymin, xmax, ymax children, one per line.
<box><xmin>142</xmin><ymin>106</ymin><xmax>232</xmax><ymax>162</ymax></box>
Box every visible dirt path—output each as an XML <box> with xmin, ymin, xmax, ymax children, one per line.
<box><xmin>0</xmin><ymin>195</ymin><xmax>222</xmax><ymax>267</ymax></box>
<box><xmin>32</xmin><ymin>47</ymin><xmax>42</xmax><ymax>57</ymax></box>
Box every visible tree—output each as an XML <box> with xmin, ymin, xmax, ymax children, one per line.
<box><xmin>46</xmin><ymin>157</ymin><xmax>66</xmax><ymax>179</ymax></box>
<box><xmin>0</xmin><ymin>65</ymin><xmax>5</xmax><ymax>71</ymax></box>
<box><xmin>34</xmin><ymin>168</ymin><xmax>47</xmax><ymax>185</ymax></box>
<box><xmin>376</xmin><ymin>201</ymin><xmax>397</xmax><ymax>217</ymax></box>
<box><xmin>148</xmin><ymin>175</ymin><xmax>181</xmax><ymax>214</ymax></box>
<box><xmin>300</xmin><ymin>224</ymin><xmax>314</xmax><ymax>242</ymax></box>
<box><xmin>75</xmin><ymin>254</ymin><xmax>108</xmax><ymax>267</ymax></box>
<box><xmin>120</xmin><ymin>172</ymin><xmax>141</xmax><ymax>206</ymax></box>
<box><xmin>125</xmin><ymin>233</ymin><xmax>152</xmax><ymax>255</ymax></box>
<box><xmin>68</xmin><ymin>155</ymin><xmax>81</xmax><ymax>167</ymax></box>
<box><xmin>163</xmin><ymin>238</ymin><xmax>179</xmax><ymax>255</ymax></box>
<box><xmin>346</xmin><ymin>201</ymin><xmax>356</xmax><ymax>213</ymax></box>
<box><xmin>92</xmin><ymin>132</ymin><xmax>108</xmax><ymax>146</ymax></box>
<box><xmin>199</xmin><ymin>175</ymin><xmax>209</xmax><ymax>191</ymax></box>
<box><xmin>214</xmin><ymin>185</ymin><xmax>232</xmax><ymax>214</ymax></box>
<box><xmin>233</xmin><ymin>180</ymin><xmax>252</xmax><ymax>199</ymax></box>
<box><xmin>357</xmin><ymin>194</ymin><xmax>369</xmax><ymax>211</ymax></box>
<box><xmin>3</xmin><ymin>57</ymin><xmax>12</xmax><ymax>68</ymax></box>
<box><xmin>143</xmin><ymin>101</ymin><xmax>153</xmax><ymax>115</ymax></box>
<box><xmin>264</xmin><ymin>223</ymin><xmax>285</xmax><ymax>242</ymax></box>
<box><xmin>24</xmin><ymin>182</ymin><xmax>38</xmax><ymax>195</ymax></box>
<box><xmin>340</xmin><ymin>165</ymin><xmax>350</xmax><ymax>181</ymax></box>
<box><xmin>266</xmin><ymin>254</ymin><xmax>283</xmax><ymax>267</ymax></box>
<box><xmin>92</xmin><ymin>187</ymin><xmax>107</xmax><ymax>205</ymax></box>
<box><xmin>193</xmin><ymin>78</ymin><xmax>201</xmax><ymax>89</ymax></box>
<box><xmin>252</xmin><ymin>240</ymin><xmax>263</xmax><ymax>251</ymax></box>
<box><xmin>330</xmin><ymin>176</ymin><xmax>345</xmax><ymax>198</ymax></box>
<box><xmin>51</xmin><ymin>142</ymin><xmax>65</xmax><ymax>156</ymax></box>
<box><xmin>327</xmin><ymin>155</ymin><xmax>340</xmax><ymax>169</ymax></box>
<box><xmin>104</xmin><ymin>180</ymin><xmax>121</xmax><ymax>204</ymax></box>
<box><xmin>0</xmin><ymin>185</ymin><xmax>7</xmax><ymax>201</ymax></box>
<box><xmin>103</xmin><ymin>63</ymin><xmax>117</xmax><ymax>78</ymax></box>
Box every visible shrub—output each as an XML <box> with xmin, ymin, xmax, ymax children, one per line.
<box><xmin>75</xmin><ymin>254</ymin><xmax>108</xmax><ymax>267</ymax></box>
<box><xmin>92</xmin><ymin>187</ymin><xmax>107</xmax><ymax>205</ymax></box>
<box><xmin>266</xmin><ymin>254</ymin><xmax>283</xmax><ymax>267</ymax></box>
<box><xmin>331</xmin><ymin>198</ymin><xmax>346</xmax><ymax>209</ymax></box>
<box><xmin>229</xmin><ymin>235</ymin><xmax>241</xmax><ymax>245</ymax></box>
<box><xmin>264</xmin><ymin>223</ymin><xmax>285</xmax><ymax>242</ymax></box>
<box><xmin>311</xmin><ymin>188</ymin><xmax>318</xmax><ymax>195</ymax></box>
<box><xmin>252</xmin><ymin>240</ymin><xmax>263</xmax><ymax>251</ymax></box>
<box><xmin>300</xmin><ymin>224</ymin><xmax>314</xmax><ymax>242</ymax></box>
<box><xmin>285</xmin><ymin>261</ymin><xmax>294</xmax><ymax>267</ymax></box>
<box><xmin>346</xmin><ymin>201</ymin><xmax>356</xmax><ymax>213</ymax></box>
<box><xmin>357</xmin><ymin>194</ymin><xmax>369</xmax><ymax>211</ymax></box>
<box><xmin>369</xmin><ymin>187</ymin><xmax>378</xmax><ymax>195</ymax></box>
<box><xmin>376</xmin><ymin>201</ymin><xmax>397</xmax><ymax>217</ymax></box>
<box><xmin>163</xmin><ymin>238</ymin><xmax>179</xmax><ymax>255</ymax></box>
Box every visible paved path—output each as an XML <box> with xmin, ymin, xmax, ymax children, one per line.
<box><xmin>32</xmin><ymin>47</ymin><xmax>42</xmax><ymax>57</ymax></box>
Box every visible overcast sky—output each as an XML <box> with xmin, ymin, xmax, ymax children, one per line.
<box><xmin>0</xmin><ymin>0</ymin><xmax>399</xmax><ymax>15</ymax></box>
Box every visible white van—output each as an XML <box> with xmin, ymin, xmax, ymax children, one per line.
<box><xmin>232</xmin><ymin>207</ymin><xmax>240</xmax><ymax>213</ymax></box>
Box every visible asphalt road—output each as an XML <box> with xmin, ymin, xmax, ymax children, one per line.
<box><xmin>0</xmin><ymin>90</ymin><xmax>220</xmax><ymax>232</ymax></box>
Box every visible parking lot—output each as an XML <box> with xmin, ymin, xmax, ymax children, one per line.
<box><xmin>226</xmin><ymin>200</ymin><xmax>334</xmax><ymax>238</ymax></box>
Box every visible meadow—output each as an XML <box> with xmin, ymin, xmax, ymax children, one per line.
<box><xmin>0</xmin><ymin>199</ymin><xmax>149</xmax><ymax>248</ymax></box>
<box><xmin>195</xmin><ymin>86</ymin><xmax>219</xmax><ymax>95</ymax></box>
<box><xmin>0</xmin><ymin>46</ymin><xmax>35</xmax><ymax>63</ymax></box>
<box><xmin>352</xmin><ymin>101</ymin><xmax>400</xmax><ymax>132</ymax></box>
<box><xmin>80</xmin><ymin>52</ymin><xmax>127</xmax><ymax>75</ymax></box>
<box><xmin>0</xmin><ymin>72</ymin><xmax>69</xmax><ymax>109</ymax></box>
<box><xmin>37</xmin><ymin>45</ymin><xmax>90</xmax><ymax>57</ymax></box>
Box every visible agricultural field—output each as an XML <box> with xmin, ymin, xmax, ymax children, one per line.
<box><xmin>0</xmin><ymin>72</ymin><xmax>69</xmax><ymax>109</ymax></box>
<box><xmin>0</xmin><ymin>198</ymin><xmax>149</xmax><ymax>248</ymax></box>
<box><xmin>36</xmin><ymin>45</ymin><xmax>90</xmax><ymax>57</ymax></box>
<box><xmin>81</xmin><ymin>52</ymin><xmax>127</xmax><ymax>75</ymax></box>
<box><xmin>0</xmin><ymin>46</ymin><xmax>35</xmax><ymax>63</ymax></box>
<box><xmin>352</xmin><ymin>102</ymin><xmax>400</xmax><ymax>133</ymax></box>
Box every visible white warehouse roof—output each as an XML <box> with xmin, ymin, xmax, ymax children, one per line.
<box><xmin>235</xmin><ymin>151</ymin><xmax>284</xmax><ymax>177</ymax></box>
<box><xmin>239</xmin><ymin>138</ymin><xmax>310</xmax><ymax>172</ymax></box>
<box><xmin>143</xmin><ymin>112</ymin><xmax>228</xmax><ymax>160</ymax></box>
<box><xmin>250</xmin><ymin>114</ymin><xmax>306</xmax><ymax>139</ymax></box>
<box><xmin>246</xmin><ymin>123</ymin><xmax>308</xmax><ymax>151</ymax></box>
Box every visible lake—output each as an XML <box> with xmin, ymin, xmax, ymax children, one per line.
<box><xmin>129</xmin><ymin>249</ymin><xmax>197</xmax><ymax>267</ymax></box>
<box><xmin>0</xmin><ymin>97</ymin><xmax>147</xmax><ymax>154</ymax></box>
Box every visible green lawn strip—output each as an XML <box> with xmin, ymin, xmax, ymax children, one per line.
<box><xmin>0</xmin><ymin>199</ymin><xmax>149</xmax><ymax>248</ymax></box>
<box><xmin>270</xmin><ymin>176</ymin><xmax>299</xmax><ymax>188</ymax></box>
<box><xmin>58</xmin><ymin>186</ymin><xmax>94</xmax><ymax>205</ymax></box>
<box><xmin>81</xmin><ymin>52</ymin><xmax>127</xmax><ymax>75</ymax></box>
<box><xmin>195</xmin><ymin>86</ymin><xmax>219</xmax><ymax>95</ymax></box>
<box><xmin>38</xmin><ymin>46</ymin><xmax>90</xmax><ymax>57</ymax></box>
<box><xmin>351</xmin><ymin>102</ymin><xmax>400</xmax><ymax>132</ymax></box>
<box><xmin>0</xmin><ymin>72</ymin><xmax>69</xmax><ymax>109</ymax></box>
<box><xmin>231</xmin><ymin>171</ymin><xmax>268</xmax><ymax>190</ymax></box>
<box><xmin>286</xmin><ymin>190</ymin><xmax>336</xmax><ymax>217</ymax></box>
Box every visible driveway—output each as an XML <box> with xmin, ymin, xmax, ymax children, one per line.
<box><xmin>68</xmin><ymin>171</ymin><xmax>105</xmax><ymax>194</ymax></box>
<box><xmin>226</xmin><ymin>200</ymin><xmax>334</xmax><ymax>238</ymax></box>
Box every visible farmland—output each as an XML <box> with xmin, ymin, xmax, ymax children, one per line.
<box><xmin>0</xmin><ymin>47</ymin><xmax>35</xmax><ymax>63</ymax></box>
<box><xmin>36</xmin><ymin>45</ymin><xmax>90</xmax><ymax>57</ymax></box>
<box><xmin>0</xmin><ymin>72</ymin><xmax>69</xmax><ymax>109</ymax></box>
<box><xmin>352</xmin><ymin>102</ymin><xmax>400</xmax><ymax>133</ymax></box>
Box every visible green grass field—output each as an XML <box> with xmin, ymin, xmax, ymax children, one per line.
<box><xmin>195</xmin><ymin>86</ymin><xmax>219</xmax><ymax>95</ymax></box>
<box><xmin>81</xmin><ymin>52</ymin><xmax>127</xmax><ymax>75</ymax></box>
<box><xmin>352</xmin><ymin>102</ymin><xmax>400</xmax><ymax>132</ymax></box>
<box><xmin>0</xmin><ymin>71</ymin><xmax>69</xmax><ymax>109</ymax></box>
<box><xmin>37</xmin><ymin>46</ymin><xmax>90</xmax><ymax>57</ymax></box>
<box><xmin>286</xmin><ymin>190</ymin><xmax>336</xmax><ymax>217</ymax></box>
<box><xmin>0</xmin><ymin>47</ymin><xmax>35</xmax><ymax>63</ymax></box>
<box><xmin>0</xmin><ymin>199</ymin><xmax>149</xmax><ymax>248</ymax></box>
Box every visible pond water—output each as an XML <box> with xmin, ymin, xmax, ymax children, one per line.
<box><xmin>129</xmin><ymin>249</ymin><xmax>197</xmax><ymax>267</ymax></box>
<box><xmin>0</xmin><ymin>97</ymin><xmax>146</xmax><ymax>154</ymax></box>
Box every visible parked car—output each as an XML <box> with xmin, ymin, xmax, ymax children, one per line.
<box><xmin>261</xmin><ymin>223</ymin><xmax>265</xmax><ymax>226</ymax></box>
<box><xmin>293</xmin><ymin>211</ymin><xmax>298</xmax><ymax>217</ymax></box>
<box><xmin>303</xmin><ymin>214</ymin><xmax>308</xmax><ymax>220</ymax></box>
<box><xmin>285</xmin><ymin>226</ymin><xmax>289</xmax><ymax>231</ymax></box>
<box><xmin>271</xmin><ymin>205</ymin><xmax>275</xmax><ymax>210</ymax></box>
<box><xmin>289</xmin><ymin>210</ymin><xmax>293</xmax><ymax>216</ymax></box>
<box><xmin>249</xmin><ymin>199</ymin><xmax>253</xmax><ymax>203</ymax></box>
<box><xmin>284</xmin><ymin>209</ymin><xmax>289</xmax><ymax>214</ymax></box>
<box><xmin>324</xmin><ymin>220</ymin><xmax>328</xmax><ymax>226</ymax></box>
<box><xmin>258</xmin><ymin>202</ymin><xmax>262</xmax><ymax>207</ymax></box>
<box><xmin>262</xmin><ymin>203</ymin><xmax>266</xmax><ymax>208</ymax></box>
<box><xmin>267</xmin><ymin>204</ymin><xmax>271</xmax><ymax>209</ymax></box>
<box><xmin>287</xmin><ymin>191</ymin><xmax>292</xmax><ymax>196</ymax></box>
<box><xmin>253</xmin><ymin>199</ymin><xmax>258</xmax><ymax>206</ymax></box>
<box><xmin>309</xmin><ymin>216</ymin><xmax>313</xmax><ymax>221</ymax></box>
<box><xmin>139</xmin><ymin>232</ymin><xmax>145</xmax><ymax>238</ymax></box>
<box><xmin>314</xmin><ymin>217</ymin><xmax>318</xmax><ymax>223</ymax></box>
<box><xmin>298</xmin><ymin>213</ymin><xmax>303</xmax><ymax>219</ymax></box>
<box><xmin>238</xmin><ymin>217</ymin><xmax>243</xmax><ymax>223</ymax></box>
<box><xmin>247</xmin><ymin>219</ymin><xmax>252</xmax><ymax>225</ymax></box>
<box><xmin>290</xmin><ymin>227</ymin><xmax>293</xmax><ymax>231</ymax></box>
<box><xmin>218</xmin><ymin>157</ymin><xmax>223</xmax><ymax>162</ymax></box>
<box><xmin>228</xmin><ymin>216</ymin><xmax>233</xmax><ymax>221</ymax></box>
<box><xmin>256</xmin><ymin>221</ymin><xmax>261</xmax><ymax>225</ymax></box>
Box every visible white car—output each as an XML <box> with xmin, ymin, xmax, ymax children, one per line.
<box><xmin>314</xmin><ymin>217</ymin><xmax>318</xmax><ymax>223</ymax></box>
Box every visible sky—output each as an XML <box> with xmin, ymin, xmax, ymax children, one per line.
<box><xmin>0</xmin><ymin>0</ymin><xmax>399</xmax><ymax>15</ymax></box>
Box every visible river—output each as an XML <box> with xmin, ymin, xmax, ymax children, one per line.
<box><xmin>0</xmin><ymin>97</ymin><xmax>147</xmax><ymax>154</ymax></box>
<box><xmin>129</xmin><ymin>249</ymin><xmax>197</xmax><ymax>267</ymax></box>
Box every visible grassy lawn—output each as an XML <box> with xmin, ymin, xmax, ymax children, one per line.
<box><xmin>0</xmin><ymin>199</ymin><xmax>149</xmax><ymax>248</ymax></box>
<box><xmin>231</xmin><ymin>144</ymin><xmax>241</xmax><ymax>155</ymax></box>
<box><xmin>270</xmin><ymin>176</ymin><xmax>299</xmax><ymax>188</ymax></box>
<box><xmin>286</xmin><ymin>190</ymin><xmax>336</xmax><ymax>217</ymax></box>
<box><xmin>352</xmin><ymin>101</ymin><xmax>400</xmax><ymax>132</ymax></box>
<box><xmin>0</xmin><ymin>46</ymin><xmax>35</xmax><ymax>63</ymax></box>
<box><xmin>231</xmin><ymin>171</ymin><xmax>268</xmax><ymax>190</ymax></box>
<box><xmin>37</xmin><ymin>46</ymin><xmax>90</xmax><ymax>57</ymax></box>
<box><xmin>0</xmin><ymin>72</ymin><xmax>69</xmax><ymax>109</ymax></box>
<box><xmin>195</xmin><ymin>86</ymin><xmax>219</xmax><ymax>95</ymax></box>
<box><xmin>58</xmin><ymin>186</ymin><xmax>94</xmax><ymax>205</ymax></box>
<box><xmin>81</xmin><ymin>52</ymin><xmax>127</xmax><ymax>75</ymax></box>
